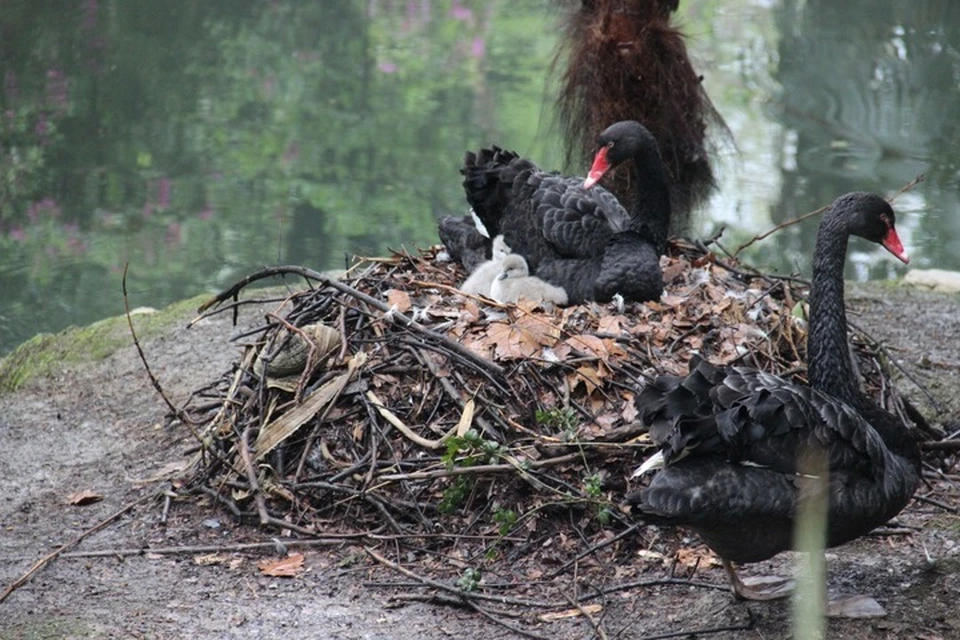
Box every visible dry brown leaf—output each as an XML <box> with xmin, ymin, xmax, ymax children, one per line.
<box><xmin>594</xmin><ymin>412</ymin><xmax>618</xmax><ymax>430</ymax></box>
<box><xmin>661</xmin><ymin>293</ymin><xmax>686</xmax><ymax>308</ymax></box>
<box><xmin>66</xmin><ymin>490</ymin><xmax>103</xmax><ymax>506</ymax></box>
<box><xmin>255</xmin><ymin>352</ymin><xmax>367</xmax><ymax>458</ymax></box>
<box><xmin>620</xmin><ymin>395</ymin><xmax>638</xmax><ymax>423</ymax></box>
<box><xmin>386</xmin><ymin>289</ymin><xmax>411</xmax><ymax>313</ymax></box>
<box><xmin>596</xmin><ymin>314</ymin><xmax>624</xmax><ymax>336</ymax></box>
<box><xmin>514</xmin><ymin>313</ymin><xmax>561</xmax><ymax>345</ymax></box>
<box><xmin>257</xmin><ymin>552</ymin><xmax>305</xmax><ymax>577</ymax></box>
<box><xmin>537</xmin><ymin>603</ymin><xmax>603</xmax><ymax>622</ymax></box>
<box><xmin>485</xmin><ymin>321</ymin><xmax>541</xmax><ymax>360</ymax></box>
<box><xmin>661</xmin><ymin>257</ymin><xmax>690</xmax><ymax>284</ymax></box>
<box><xmin>565</xmin><ymin>334</ymin><xmax>609</xmax><ymax>361</ymax></box>
<box><xmin>462</xmin><ymin>298</ymin><xmax>481</xmax><ymax>322</ymax></box>
<box><xmin>675</xmin><ymin>546</ymin><xmax>721</xmax><ymax>568</ymax></box>
<box><xmin>568</xmin><ymin>364</ymin><xmax>605</xmax><ymax>395</ymax></box>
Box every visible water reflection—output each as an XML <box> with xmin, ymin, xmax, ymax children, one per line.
<box><xmin>761</xmin><ymin>0</ymin><xmax>960</xmax><ymax>278</ymax></box>
<box><xmin>0</xmin><ymin>0</ymin><xmax>958</xmax><ymax>356</ymax></box>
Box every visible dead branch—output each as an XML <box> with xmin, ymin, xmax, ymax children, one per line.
<box><xmin>0</xmin><ymin>490</ymin><xmax>158</xmax><ymax>604</ymax></box>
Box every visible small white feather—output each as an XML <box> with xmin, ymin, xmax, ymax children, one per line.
<box><xmin>632</xmin><ymin>451</ymin><xmax>665</xmax><ymax>478</ymax></box>
<box><xmin>469</xmin><ymin>208</ymin><xmax>490</xmax><ymax>238</ymax></box>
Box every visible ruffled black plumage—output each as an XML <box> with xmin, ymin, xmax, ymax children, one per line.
<box><xmin>628</xmin><ymin>192</ymin><xmax>919</xmax><ymax>568</ymax></box>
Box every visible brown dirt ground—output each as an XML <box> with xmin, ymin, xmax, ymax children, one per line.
<box><xmin>1</xmin><ymin>282</ymin><xmax>958</xmax><ymax>639</ymax></box>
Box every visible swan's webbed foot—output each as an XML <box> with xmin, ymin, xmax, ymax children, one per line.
<box><xmin>723</xmin><ymin>560</ymin><xmax>794</xmax><ymax>601</ymax></box>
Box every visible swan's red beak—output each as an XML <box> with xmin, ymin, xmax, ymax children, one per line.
<box><xmin>881</xmin><ymin>227</ymin><xmax>910</xmax><ymax>264</ymax></box>
<box><xmin>584</xmin><ymin>147</ymin><xmax>611</xmax><ymax>189</ymax></box>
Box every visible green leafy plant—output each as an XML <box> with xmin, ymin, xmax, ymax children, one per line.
<box><xmin>583</xmin><ymin>473</ymin><xmax>603</xmax><ymax>498</ymax></box>
<box><xmin>438</xmin><ymin>475</ymin><xmax>473</xmax><ymax>515</ymax></box>
<box><xmin>456</xmin><ymin>567</ymin><xmax>482</xmax><ymax>592</ymax></box>
<box><xmin>535</xmin><ymin>406</ymin><xmax>580</xmax><ymax>441</ymax></box>
<box><xmin>441</xmin><ymin>428</ymin><xmax>505</xmax><ymax>469</ymax></box>
<box><xmin>492</xmin><ymin>506</ymin><xmax>518</xmax><ymax>536</ymax></box>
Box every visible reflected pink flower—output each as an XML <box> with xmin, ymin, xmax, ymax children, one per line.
<box><xmin>45</xmin><ymin>69</ymin><xmax>69</xmax><ymax>110</ymax></box>
<box><xmin>156</xmin><ymin>178</ymin><xmax>171</xmax><ymax>209</ymax></box>
<box><xmin>27</xmin><ymin>197</ymin><xmax>60</xmax><ymax>221</ymax></box>
<box><xmin>378</xmin><ymin>61</ymin><xmax>397</xmax><ymax>74</ymax></box>
<box><xmin>262</xmin><ymin>75</ymin><xmax>276</xmax><ymax>98</ymax></box>
<box><xmin>9</xmin><ymin>227</ymin><xmax>25</xmax><ymax>242</ymax></box>
<box><xmin>283</xmin><ymin>142</ymin><xmax>300</xmax><ymax>164</ymax></box>
<box><xmin>165</xmin><ymin>222</ymin><xmax>182</xmax><ymax>247</ymax></box>
<box><xmin>450</xmin><ymin>1</ymin><xmax>472</xmax><ymax>21</ymax></box>
<box><xmin>142</xmin><ymin>202</ymin><xmax>154</xmax><ymax>218</ymax></box>
<box><xmin>471</xmin><ymin>37</ymin><xmax>485</xmax><ymax>59</ymax></box>
<box><xmin>82</xmin><ymin>0</ymin><xmax>98</xmax><ymax>30</ymax></box>
<box><xmin>41</xmin><ymin>197</ymin><xmax>60</xmax><ymax>217</ymax></box>
<box><xmin>3</xmin><ymin>71</ymin><xmax>17</xmax><ymax>102</ymax></box>
<box><xmin>65</xmin><ymin>225</ymin><xmax>87</xmax><ymax>254</ymax></box>
<box><xmin>35</xmin><ymin>113</ymin><xmax>49</xmax><ymax>141</ymax></box>
<box><xmin>198</xmin><ymin>204</ymin><xmax>214</xmax><ymax>220</ymax></box>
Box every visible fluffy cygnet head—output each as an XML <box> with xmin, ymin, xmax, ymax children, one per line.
<box><xmin>492</xmin><ymin>234</ymin><xmax>512</xmax><ymax>261</ymax></box>
<box><xmin>497</xmin><ymin>254</ymin><xmax>529</xmax><ymax>280</ymax></box>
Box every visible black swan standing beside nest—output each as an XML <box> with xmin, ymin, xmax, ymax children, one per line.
<box><xmin>628</xmin><ymin>192</ymin><xmax>919</xmax><ymax>616</ymax></box>
<box><xmin>439</xmin><ymin>120</ymin><xmax>670</xmax><ymax>304</ymax></box>
<box><xmin>553</xmin><ymin>0</ymin><xmax>729</xmax><ymax>232</ymax></box>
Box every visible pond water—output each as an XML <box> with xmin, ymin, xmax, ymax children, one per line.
<box><xmin>2</xmin><ymin>0</ymin><xmax>958</xmax><ymax>356</ymax></box>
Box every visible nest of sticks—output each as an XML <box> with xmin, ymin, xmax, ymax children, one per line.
<box><xmin>173</xmin><ymin>239</ymin><xmax>937</xmax><ymax>611</ymax></box>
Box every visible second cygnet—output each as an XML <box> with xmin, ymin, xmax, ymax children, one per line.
<box><xmin>460</xmin><ymin>235</ymin><xmax>512</xmax><ymax>295</ymax></box>
<box><xmin>490</xmin><ymin>254</ymin><xmax>569</xmax><ymax>305</ymax></box>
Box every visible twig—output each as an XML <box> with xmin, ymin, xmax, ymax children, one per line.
<box><xmin>121</xmin><ymin>264</ymin><xmax>201</xmax><ymax>431</ymax></box>
<box><xmin>579</xmin><ymin>576</ymin><xmax>729</xmax><ymax>603</ymax></box>
<box><xmin>465</xmin><ymin>600</ymin><xmax>552</xmax><ymax>640</ymax></box>
<box><xmin>48</xmin><ymin>538</ymin><xmax>356</xmax><ymax>559</ymax></box>
<box><xmin>848</xmin><ymin>319</ymin><xmax>942</xmax><ymax>414</ymax></box>
<box><xmin>564</xmin><ymin>593</ymin><xmax>608</xmax><ymax>640</ymax></box>
<box><xmin>637</xmin><ymin>619</ymin><xmax>754</xmax><ymax>640</ymax></box>
<box><xmin>197</xmin><ymin>264</ymin><xmax>505</xmax><ymax>381</ymax></box>
<box><xmin>366</xmin><ymin>390</ymin><xmax>459</xmax><ymax>450</ymax></box>
<box><xmin>733</xmin><ymin>205</ymin><xmax>829</xmax><ymax>258</ymax></box>
<box><xmin>732</xmin><ymin>174</ymin><xmax>925</xmax><ymax>258</ymax></box>
<box><xmin>913</xmin><ymin>494</ymin><xmax>959</xmax><ymax>514</ymax></box>
<box><xmin>921</xmin><ymin>440</ymin><xmax>960</xmax><ymax>452</ymax></box>
<box><xmin>376</xmin><ymin>452</ymin><xmax>582</xmax><ymax>482</ymax></box>
<box><xmin>363</xmin><ymin>547</ymin><xmax>554</xmax><ymax>608</ymax></box>
<box><xmin>545</xmin><ymin>525</ymin><xmax>639</xmax><ymax>579</ymax></box>
<box><xmin>0</xmin><ymin>490</ymin><xmax>158</xmax><ymax>604</ymax></box>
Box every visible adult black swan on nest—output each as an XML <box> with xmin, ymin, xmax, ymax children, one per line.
<box><xmin>628</xmin><ymin>192</ymin><xmax>918</xmax><ymax>616</ymax></box>
<box><xmin>438</xmin><ymin>120</ymin><xmax>670</xmax><ymax>304</ymax></box>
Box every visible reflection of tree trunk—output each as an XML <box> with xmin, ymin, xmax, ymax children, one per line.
<box><xmin>286</xmin><ymin>203</ymin><xmax>333</xmax><ymax>269</ymax></box>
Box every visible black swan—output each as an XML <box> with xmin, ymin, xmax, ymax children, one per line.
<box><xmin>552</xmin><ymin>0</ymin><xmax>729</xmax><ymax>231</ymax></box>
<box><xmin>460</xmin><ymin>235</ymin><xmax>512</xmax><ymax>296</ymax></box>
<box><xmin>627</xmin><ymin>192</ymin><xmax>918</xmax><ymax>615</ymax></box>
<box><xmin>438</xmin><ymin>120</ymin><xmax>670</xmax><ymax>304</ymax></box>
<box><xmin>489</xmin><ymin>254</ymin><xmax>569</xmax><ymax>305</ymax></box>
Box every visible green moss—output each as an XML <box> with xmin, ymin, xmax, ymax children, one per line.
<box><xmin>0</xmin><ymin>293</ymin><xmax>212</xmax><ymax>395</ymax></box>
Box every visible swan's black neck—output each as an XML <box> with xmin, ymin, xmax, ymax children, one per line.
<box><xmin>627</xmin><ymin>144</ymin><xmax>672</xmax><ymax>255</ymax></box>
<box><xmin>806</xmin><ymin>212</ymin><xmax>862</xmax><ymax>406</ymax></box>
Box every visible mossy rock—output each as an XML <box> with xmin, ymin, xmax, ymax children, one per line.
<box><xmin>0</xmin><ymin>294</ymin><xmax>209</xmax><ymax>394</ymax></box>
